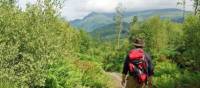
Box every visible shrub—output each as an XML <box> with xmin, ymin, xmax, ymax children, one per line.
<box><xmin>153</xmin><ymin>60</ymin><xmax>200</xmax><ymax>88</ymax></box>
<box><xmin>182</xmin><ymin>16</ymin><xmax>200</xmax><ymax>71</ymax></box>
<box><xmin>46</xmin><ymin>59</ymin><xmax>112</xmax><ymax>88</ymax></box>
<box><xmin>177</xmin><ymin>71</ymin><xmax>200</xmax><ymax>88</ymax></box>
<box><xmin>154</xmin><ymin>61</ymin><xmax>180</xmax><ymax>77</ymax></box>
<box><xmin>0</xmin><ymin>1</ymin><xmax>98</xmax><ymax>87</ymax></box>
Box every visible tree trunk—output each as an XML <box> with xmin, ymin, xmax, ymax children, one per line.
<box><xmin>117</xmin><ymin>19</ymin><xmax>122</xmax><ymax>49</ymax></box>
<box><xmin>194</xmin><ymin>0</ymin><xmax>199</xmax><ymax>15</ymax></box>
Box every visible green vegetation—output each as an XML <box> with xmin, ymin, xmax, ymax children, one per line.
<box><xmin>181</xmin><ymin>16</ymin><xmax>200</xmax><ymax>71</ymax></box>
<box><xmin>0</xmin><ymin>1</ymin><xmax>112</xmax><ymax>88</ymax></box>
<box><xmin>90</xmin><ymin>22</ymin><xmax>129</xmax><ymax>40</ymax></box>
<box><xmin>128</xmin><ymin>16</ymin><xmax>200</xmax><ymax>88</ymax></box>
<box><xmin>71</xmin><ymin>12</ymin><xmax>114</xmax><ymax>32</ymax></box>
<box><xmin>0</xmin><ymin>0</ymin><xmax>200</xmax><ymax>88</ymax></box>
<box><xmin>153</xmin><ymin>61</ymin><xmax>200</xmax><ymax>88</ymax></box>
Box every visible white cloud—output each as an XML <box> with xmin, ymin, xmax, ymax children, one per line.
<box><xmin>17</xmin><ymin>0</ymin><xmax>194</xmax><ymax>21</ymax></box>
<box><xmin>61</xmin><ymin>0</ymin><xmax>119</xmax><ymax>20</ymax></box>
<box><xmin>122</xmin><ymin>0</ymin><xmax>193</xmax><ymax>12</ymax></box>
<box><xmin>61</xmin><ymin>0</ymin><xmax>194</xmax><ymax>21</ymax></box>
<box><xmin>85</xmin><ymin>0</ymin><xmax>119</xmax><ymax>12</ymax></box>
<box><xmin>123</xmin><ymin>0</ymin><xmax>177</xmax><ymax>11</ymax></box>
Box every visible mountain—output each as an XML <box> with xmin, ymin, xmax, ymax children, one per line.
<box><xmin>122</xmin><ymin>8</ymin><xmax>187</xmax><ymax>22</ymax></box>
<box><xmin>70</xmin><ymin>12</ymin><xmax>114</xmax><ymax>32</ymax></box>
<box><xmin>70</xmin><ymin>8</ymin><xmax>191</xmax><ymax>38</ymax></box>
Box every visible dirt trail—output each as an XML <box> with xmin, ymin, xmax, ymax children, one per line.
<box><xmin>106</xmin><ymin>72</ymin><xmax>124</xmax><ymax>88</ymax></box>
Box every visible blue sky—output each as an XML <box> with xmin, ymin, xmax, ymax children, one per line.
<box><xmin>17</xmin><ymin>0</ymin><xmax>193</xmax><ymax>21</ymax></box>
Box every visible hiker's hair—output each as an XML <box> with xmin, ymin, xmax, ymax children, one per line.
<box><xmin>135</xmin><ymin>45</ymin><xmax>144</xmax><ymax>48</ymax></box>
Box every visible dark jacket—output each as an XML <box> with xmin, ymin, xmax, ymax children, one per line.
<box><xmin>122</xmin><ymin>51</ymin><xmax>154</xmax><ymax>76</ymax></box>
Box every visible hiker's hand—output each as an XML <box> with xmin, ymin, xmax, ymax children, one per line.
<box><xmin>121</xmin><ymin>74</ymin><xmax>126</xmax><ymax>86</ymax></box>
<box><xmin>121</xmin><ymin>79</ymin><xmax>125</xmax><ymax>86</ymax></box>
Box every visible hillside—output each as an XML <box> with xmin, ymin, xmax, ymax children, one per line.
<box><xmin>70</xmin><ymin>12</ymin><xmax>114</xmax><ymax>32</ymax></box>
<box><xmin>70</xmin><ymin>8</ymin><xmax>190</xmax><ymax>32</ymax></box>
<box><xmin>90</xmin><ymin>22</ymin><xmax>130</xmax><ymax>40</ymax></box>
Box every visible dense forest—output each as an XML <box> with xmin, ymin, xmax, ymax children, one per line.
<box><xmin>0</xmin><ymin>0</ymin><xmax>200</xmax><ymax>88</ymax></box>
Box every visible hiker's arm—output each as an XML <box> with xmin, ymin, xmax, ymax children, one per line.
<box><xmin>146</xmin><ymin>53</ymin><xmax>154</xmax><ymax>76</ymax></box>
<box><xmin>122</xmin><ymin>55</ymin><xmax>129</xmax><ymax>75</ymax></box>
<box><xmin>122</xmin><ymin>55</ymin><xmax>129</xmax><ymax>85</ymax></box>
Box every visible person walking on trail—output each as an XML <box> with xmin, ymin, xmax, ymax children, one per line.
<box><xmin>121</xmin><ymin>38</ymin><xmax>154</xmax><ymax>88</ymax></box>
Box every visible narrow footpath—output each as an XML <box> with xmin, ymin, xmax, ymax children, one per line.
<box><xmin>107</xmin><ymin>72</ymin><xmax>124</xmax><ymax>88</ymax></box>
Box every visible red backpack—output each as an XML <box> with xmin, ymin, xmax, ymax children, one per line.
<box><xmin>128</xmin><ymin>49</ymin><xmax>148</xmax><ymax>84</ymax></box>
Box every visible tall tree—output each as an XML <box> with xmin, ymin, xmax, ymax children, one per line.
<box><xmin>194</xmin><ymin>0</ymin><xmax>200</xmax><ymax>15</ymax></box>
<box><xmin>114</xmin><ymin>3</ymin><xmax>123</xmax><ymax>49</ymax></box>
<box><xmin>130</xmin><ymin>16</ymin><xmax>138</xmax><ymax>26</ymax></box>
<box><xmin>129</xmin><ymin>16</ymin><xmax>138</xmax><ymax>42</ymax></box>
<box><xmin>177</xmin><ymin>0</ymin><xmax>186</xmax><ymax>19</ymax></box>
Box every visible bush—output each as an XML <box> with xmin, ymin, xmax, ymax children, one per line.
<box><xmin>154</xmin><ymin>61</ymin><xmax>180</xmax><ymax>77</ymax></box>
<box><xmin>46</xmin><ymin>59</ymin><xmax>112</xmax><ymax>88</ymax></box>
<box><xmin>153</xmin><ymin>61</ymin><xmax>180</xmax><ymax>88</ymax></box>
<box><xmin>0</xmin><ymin>78</ymin><xmax>17</xmax><ymax>88</ymax></box>
<box><xmin>182</xmin><ymin>16</ymin><xmax>200</xmax><ymax>71</ymax></box>
<box><xmin>153</xmin><ymin>60</ymin><xmax>200</xmax><ymax>88</ymax></box>
<box><xmin>153</xmin><ymin>74</ymin><xmax>177</xmax><ymax>88</ymax></box>
<box><xmin>0</xmin><ymin>1</ymin><xmax>112</xmax><ymax>87</ymax></box>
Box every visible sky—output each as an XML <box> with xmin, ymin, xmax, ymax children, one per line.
<box><xmin>18</xmin><ymin>0</ymin><xmax>194</xmax><ymax>21</ymax></box>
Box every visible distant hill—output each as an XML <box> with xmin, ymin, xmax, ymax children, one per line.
<box><xmin>70</xmin><ymin>8</ymin><xmax>191</xmax><ymax>39</ymax></box>
<box><xmin>122</xmin><ymin>8</ymin><xmax>188</xmax><ymax>22</ymax></box>
<box><xmin>90</xmin><ymin>22</ymin><xmax>130</xmax><ymax>40</ymax></box>
<box><xmin>70</xmin><ymin>12</ymin><xmax>114</xmax><ymax>32</ymax></box>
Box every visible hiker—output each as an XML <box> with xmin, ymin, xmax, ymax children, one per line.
<box><xmin>121</xmin><ymin>38</ymin><xmax>154</xmax><ymax>88</ymax></box>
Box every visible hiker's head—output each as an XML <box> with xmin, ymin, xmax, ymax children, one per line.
<box><xmin>132</xmin><ymin>38</ymin><xmax>144</xmax><ymax>48</ymax></box>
